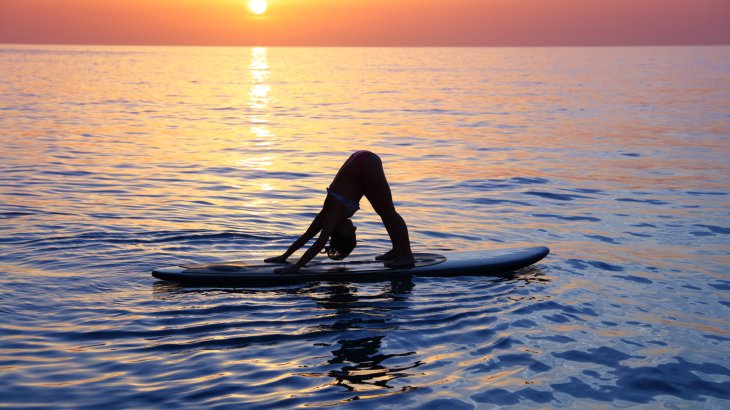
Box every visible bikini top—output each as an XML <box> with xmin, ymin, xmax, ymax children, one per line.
<box><xmin>327</xmin><ymin>187</ymin><xmax>359</xmax><ymax>215</ymax></box>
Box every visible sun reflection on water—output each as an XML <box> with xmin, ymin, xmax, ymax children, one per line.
<box><xmin>248</xmin><ymin>47</ymin><xmax>271</xmax><ymax>132</ymax></box>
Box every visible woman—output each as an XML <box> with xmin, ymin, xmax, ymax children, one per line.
<box><xmin>265</xmin><ymin>150</ymin><xmax>415</xmax><ymax>273</ymax></box>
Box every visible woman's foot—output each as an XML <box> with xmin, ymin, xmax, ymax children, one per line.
<box><xmin>375</xmin><ymin>249</ymin><xmax>398</xmax><ymax>260</ymax></box>
<box><xmin>384</xmin><ymin>254</ymin><xmax>415</xmax><ymax>269</ymax></box>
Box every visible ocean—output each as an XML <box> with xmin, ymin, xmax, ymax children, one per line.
<box><xmin>1</xmin><ymin>45</ymin><xmax>729</xmax><ymax>408</ymax></box>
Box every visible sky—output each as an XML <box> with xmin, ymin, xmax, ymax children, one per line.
<box><xmin>1</xmin><ymin>0</ymin><xmax>729</xmax><ymax>46</ymax></box>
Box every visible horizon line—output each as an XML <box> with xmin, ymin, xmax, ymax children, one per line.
<box><xmin>3</xmin><ymin>42</ymin><xmax>730</xmax><ymax>48</ymax></box>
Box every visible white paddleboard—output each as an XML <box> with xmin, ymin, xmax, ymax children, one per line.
<box><xmin>152</xmin><ymin>246</ymin><xmax>549</xmax><ymax>286</ymax></box>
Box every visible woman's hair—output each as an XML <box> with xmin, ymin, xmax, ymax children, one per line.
<box><xmin>325</xmin><ymin>223</ymin><xmax>357</xmax><ymax>260</ymax></box>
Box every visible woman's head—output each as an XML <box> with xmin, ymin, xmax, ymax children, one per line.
<box><xmin>326</xmin><ymin>219</ymin><xmax>357</xmax><ymax>260</ymax></box>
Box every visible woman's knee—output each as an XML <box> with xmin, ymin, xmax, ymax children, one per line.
<box><xmin>376</xmin><ymin>206</ymin><xmax>400</xmax><ymax>222</ymax></box>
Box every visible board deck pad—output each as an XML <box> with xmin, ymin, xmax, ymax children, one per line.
<box><xmin>152</xmin><ymin>246</ymin><xmax>550</xmax><ymax>286</ymax></box>
<box><xmin>183</xmin><ymin>253</ymin><xmax>447</xmax><ymax>274</ymax></box>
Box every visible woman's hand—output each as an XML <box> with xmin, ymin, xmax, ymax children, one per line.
<box><xmin>265</xmin><ymin>255</ymin><xmax>288</xmax><ymax>263</ymax></box>
<box><xmin>274</xmin><ymin>264</ymin><xmax>300</xmax><ymax>274</ymax></box>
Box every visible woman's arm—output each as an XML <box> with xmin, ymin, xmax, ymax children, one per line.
<box><xmin>265</xmin><ymin>209</ymin><xmax>325</xmax><ymax>263</ymax></box>
<box><xmin>275</xmin><ymin>209</ymin><xmax>343</xmax><ymax>273</ymax></box>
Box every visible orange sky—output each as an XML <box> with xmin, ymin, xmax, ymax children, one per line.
<box><xmin>1</xmin><ymin>0</ymin><xmax>728</xmax><ymax>46</ymax></box>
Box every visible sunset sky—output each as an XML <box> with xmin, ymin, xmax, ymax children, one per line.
<box><xmin>1</xmin><ymin>0</ymin><xmax>728</xmax><ymax>46</ymax></box>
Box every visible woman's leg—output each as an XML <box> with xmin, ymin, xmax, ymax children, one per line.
<box><xmin>361</xmin><ymin>155</ymin><xmax>414</xmax><ymax>267</ymax></box>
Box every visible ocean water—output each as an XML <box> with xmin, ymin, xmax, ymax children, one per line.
<box><xmin>1</xmin><ymin>45</ymin><xmax>729</xmax><ymax>409</ymax></box>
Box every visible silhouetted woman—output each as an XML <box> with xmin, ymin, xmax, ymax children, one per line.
<box><xmin>265</xmin><ymin>150</ymin><xmax>414</xmax><ymax>273</ymax></box>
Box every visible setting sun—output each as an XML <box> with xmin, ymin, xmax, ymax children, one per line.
<box><xmin>248</xmin><ymin>0</ymin><xmax>267</xmax><ymax>15</ymax></box>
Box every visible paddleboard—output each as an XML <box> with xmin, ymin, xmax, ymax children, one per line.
<box><xmin>152</xmin><ymin>246</ymin><xmax>549</xmax><ymax>286</ymax></box>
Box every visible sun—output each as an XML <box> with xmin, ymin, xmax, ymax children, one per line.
<box><xmin>248</xmin><ymin>0</ymin><xmax>267</xmax><ymax>15</ymax></box>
